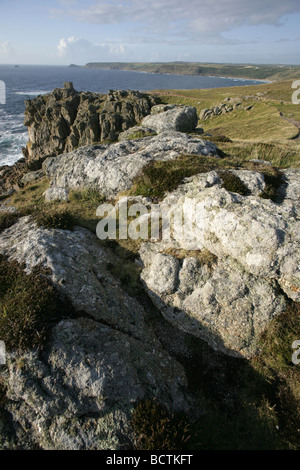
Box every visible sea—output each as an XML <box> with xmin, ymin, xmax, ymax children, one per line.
<box><xmin>0</xmin><ymin>64</ymin><xmax>265</xmax><ymax>167</ymax></box>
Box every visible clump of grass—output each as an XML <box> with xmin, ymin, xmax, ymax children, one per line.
<box><xmin>0</xmin><ymin>255</ymin><xmax>72</xmax><ymax>352</ymax></box>
<box><xmin>10</xmin><ymin>178</ymin><xmax>49</xmax><ymax>216</ymax></box>
<box><xmin>106</xmin><ymin>259</ymin><xmax>143</xmax><ymax>298</ymax></box>
<box><xmin>257</xmin><ymin>302</ymin><xmax>300</xmax><ymax>372</ymax></box>
<box><xmin>8</xmin><ymin>179</ymin><xmax>107</xmax><ymax>233</ymax></box>
<box><xmin>250</xmin><ymin>301</ymin><xmax>300</xmax><ymax>449</ymax></box>
<box><xmin>130</xmin><ymin>154</ymin><xmax>231</xmax><ymax>201</ymax></box>
<box><xmin>218</xmin><ymin>170</ymin><xmax>250</xmax><ymax>195</ymax></box>
<box><xmin>131</xmin><ymin>399</ymin><xmax>192</xmax><ymax>450</ymax></box>
<box><xmin>0</xmin><ymin>212</ymin><xmax>19</xmax><ymax>232</ymax></box>
<box><xmin>33</xmin><ymin>207</ymin><xmax>75</xmax><ymax>230</ymax></box>
<box><xmin>130</xmin><ymin>152</ymin><xmax>268</xmax><ymax>201</ymax></box>
<box><xmin>258</xmin><ymin>167</ymin><xmax>285</xmax><ymax>202</ymax></box>
<box><xmin>125</xmin><ymin>130</ymin><xmax>157</xmax><ymax>140</ymax></box>
<box><xmin>218</xmin><ymin>141</ymin><xmax>300</xmax><ymax>169</ymax></box>
<box><xmin>69</xmin><ymin>187</ymin><xmax>106</xmax><ymax>209</ymax></box>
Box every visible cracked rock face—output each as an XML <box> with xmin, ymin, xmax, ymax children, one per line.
<box><xmin>139</xmin><ymin>169</ymin><xmax>300</xmax><ymax>357</ymax></box>
<box><xmin>140</xmin><ymin>242</ymin><xmax>287</xmax><ymax>358</ymax></box>
<box><xmin>0</xmin><ymin>217</ymin><xmax>192</xmax><ymax>450</ymax></box>
<box><xmin>22</xmin><ymin>84</ymin><xmax>158</xmax><ymax>167</ymax></box>
<box><xmin>4</xmin><ymin>316</ymin><xmax>190</xmax><ymax>450</ymax></box>
<box><xmin>42</xmin><ymin>131</ymin><xmax>220</xmax><ymax>199</ymax></box>
<box><xmin>0</xmin><ymin>217</ymin><xmax>153</xmax><ymax>341</ymax></box>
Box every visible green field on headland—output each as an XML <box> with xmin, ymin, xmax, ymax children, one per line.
<box><xmin>79</xmin><ymin>61</ymin><xmax>300</xmax><ymax>82</ymax></box>
<box><xmin>152</xmin><ymin>80</ymin><xmax>300</xmax><ymax>168</ymax></box>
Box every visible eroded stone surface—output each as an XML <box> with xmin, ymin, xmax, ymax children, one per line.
<box><xmin>42</xmin><ymin>132</ymin><xmax>219</xmax><ymax>199</ymax></box>
<box><xmin>0</xmin><ymin>217</ymin><xmax>193</xmax><ymax>449</ymax></box>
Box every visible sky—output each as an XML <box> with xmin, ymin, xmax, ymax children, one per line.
<box><xmin>0</xmin><ymin>0</ymin><xmax>300</xmax><ymax>65</ymax></box>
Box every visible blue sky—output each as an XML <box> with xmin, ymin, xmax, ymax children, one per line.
<box><xmin>0</xmin><ymin>0</ymin><xmax>300</xmax><ymax>65</ymax></box>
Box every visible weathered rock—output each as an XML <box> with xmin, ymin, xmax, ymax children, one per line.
<box><xmin>44</xmin><ymin>187</ymin><xmax>69</xmax><ymax>202</ymax></box>
<box><xmin>0</xmin><ymin>159</ymin><xmax>27</xmax><ymax>197</ymax></box>
<box><xmin>4</xmin><ymin>315</ymin><xmax>190</xmax><ymax>450</ymax></box>
<box><xmin>138</xmin><ymin>169</ymin><xmax>300</xmax><ymax>357</ymax></box>
<box><xmin>0</xmin><ymin>217</ymin><xmax>153</xmax><ymax>341</ymax></box>
<box><xmin>139</xmin><ymin>241</ymin><xmax>287</xmax><ymax>358</ymax></box>
<box><xmin>199</xmin><ymin>99</ymin><xmax>249</xmax><ymax>121</ymax></box>
<box><xmin>141</xmin><ymin>106</ymin><xmax>198</xmax><ymax>133</ymax></box>
<box><xmin>278</xmin><ymin>168</ymin><xmax>300</xmax><ymax>214</ymax></box>
<box><xmin>22</xmin><ymin>84</ymin><xmax>158</xmax><ymax>167</ymax></box>
<box><xmin>0</xmin><ymin>217</ymin><xmax>193</xmax><ymax>449</ymax></box>
<box><xmin>150</xmin><ymin>104</ymin><xmax>177</xmax><ymax>114</ymax></box>
<box><xmin>21</xmin><ymin>169</ymin><xmax>45</xmax><ymax>186</ymax></box>
<box><xmin>42</xmin><ymin>131</ymin><xmax>220</xmax><ymax>200</ymax></box>
<box><xmin>156</xmin><ymin>172</ymin><xmax>300</xmax><ymax>293</ymax></box>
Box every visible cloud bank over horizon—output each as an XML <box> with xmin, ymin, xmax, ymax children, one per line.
<box><xmin>0</xmin><ymin>0</ymin><xmax>299</xmax><ymax>64</ymax></box>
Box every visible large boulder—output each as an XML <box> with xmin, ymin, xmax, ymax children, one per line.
<box><xmin>139</xmin><ymin>241</ymin><xmax>287</xmax><ymax>358</ymax></box>
<box><xmin>42</xmin><ymin>131</ymin><xmax>219</xmax><ymax>200</ymax></box>
<box><xmin>141</xmin><ymin>105</ymin><xmax>198</xmax><ymax>133</ymax></box>
<box><xmin>138</xmin><ymin>169</ymin><xmax>300</xmax><ymax>357</ymax></box>
<box><xmin>0</xmin><ymin>217</ymin><xmax>193</xmax><ymax>449</ymax></box>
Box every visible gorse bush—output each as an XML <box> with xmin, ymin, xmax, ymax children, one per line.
<box><xmin>0</xmin><ymin>255</ymin><xmax>72</xmax><ymax>352</ymax></box>
<box><xmin>258</xmin><ymin>167</ymin><xmax>285</xmax><ymax>202</ymax></box>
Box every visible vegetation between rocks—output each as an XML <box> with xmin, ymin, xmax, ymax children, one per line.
<box><xmin>1</xmin><ymin>79</ymin><xmax>299</xmax><ymax>450</ymax></box>
<box><xmin>129</xmin><ymin>153</ymin><xmax>285</xmax><ymax>201</ymax></box>
<box><xmin>129</xmin><ymin>302</ymin><xmax>300</xmax><ymax>450</ymax></box>
<box><xmin>0</xmin><ymin>255</ymin><xmax>73</xmax><ymax>352</ymax></box>
<box><xmin>0</xmin><ymin>212</ymin><xmax>19</xmax><ymax>232</ymax></box>
<box><xmin>131</xmin><ymin>399</ymin><xmax>192</xmax><ymax>450</ymax></box>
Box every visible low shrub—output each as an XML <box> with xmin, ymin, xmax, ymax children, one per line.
<box><xmin>69</xmin><ymin>187</ymin><xmax>106</xmax><ymax>208</ymax></box>
<box><xmin>0</xmin><ymin>255</ymin><xmax>72</xmax><ymax>352</ymax></box>
<box><xmin>258</xmin><ymin>167</ymin><xmax>285</xmax><ymax>202</ymax></box>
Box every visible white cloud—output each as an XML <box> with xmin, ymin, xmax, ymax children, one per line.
<box><xmin>57</xmin><ymin>36</ymin><xmax>127</xmax><ymax>62</ymax></box>
<box><xmin>57</xmin><ymin>36</ymin><xmax>91</xmax><ymax>56</ymax></box>
<box><xmin>0</xmin><ymin>41</ymin><xmax>15</xmax><ymax>56</ymax></box>
<box><xmin>51</xmin><ymin>0</ymin><xmax>300</xmax><ymax>40</ymax></box>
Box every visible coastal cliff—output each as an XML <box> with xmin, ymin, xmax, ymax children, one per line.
<box><xmin>22</xmin><ymin>82</ymin><xmax>158</xmax><ymax>167</ymax></box>
<box><xmin>0</xmin><ymin>83</ymin><xmax>299</xmax><ymax>450</ymax></box>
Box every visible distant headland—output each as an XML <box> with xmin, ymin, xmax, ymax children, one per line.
<box><xmin>69</xmin><ymin>61</ymin><xmax>300</xmax><ymax>82</ymax></box>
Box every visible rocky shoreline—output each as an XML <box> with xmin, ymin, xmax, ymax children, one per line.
<box><xmin>0</xmin><ymin>83</ymin><xmax>299</xmax><ymax>450</ymax></box>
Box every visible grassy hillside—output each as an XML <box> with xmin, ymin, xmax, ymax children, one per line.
<box><xmin>152</xmin><ymin>80</ymin><xmax>300</xmax><ymax>168</ymax></box>
<box><xmin>83</xmin><ymin>62</ymin><xmax>300</xmax><ymax>82</ymax></box>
